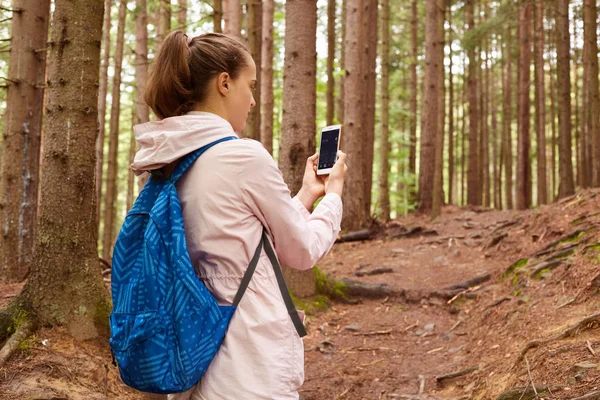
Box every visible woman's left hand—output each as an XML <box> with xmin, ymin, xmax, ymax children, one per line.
<box><xmin>297</xmin><ymin>153</ymin><xmax>326</xmax><ymax>210</ymax></box>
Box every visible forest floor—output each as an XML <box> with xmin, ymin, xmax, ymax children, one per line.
<box><xmin>3</xmin><ymin>189</ymin><xmax>600</xmax><ymax>399</ymax></box>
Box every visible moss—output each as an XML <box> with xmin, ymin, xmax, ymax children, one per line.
<box><xmin>314</xmin><ymin>266</ymin><xmax>347</xmax><ymax>299</ymax></box>
<box><xmin>558</xmin><ymin>230</ymin><xmax>586</xmax><ymax>245</ymax></box>
<box><xmin>93</xmin><ymin>297</ymin><xmax>112</xmax><ymax>336</ymax></box>
<box><xmin>532</xmin><ymin>268</ymin><xmax>551</xmax><ymax>280</ymax></box>
<box><xmin>500</xmin><ymin>258</ymin><xmax>529</xmax><ymax>283</ymax></box>
<box><xmin>8</xmin><ymin>309</ymin><xmax>29</xmax><ymax>335</ymax></box>
<box><xmin>289</xmin><ymin>292</ymin><xmax>330</xmax><ymax>316</ymax></box>
<box><xmin>16</xmin><ymin>334</ymin><xmax>36</xmax><ymax>356</ymax></box>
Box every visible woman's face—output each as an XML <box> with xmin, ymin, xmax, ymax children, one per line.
<box><xmin>226</xmin><ymin>53</ymin><xmax>257</xmax><ymax>133</ymax></box>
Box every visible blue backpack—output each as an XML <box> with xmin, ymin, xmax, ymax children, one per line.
<box><xmin>109</xmin><ymin>137</ymin><xmax>306</xmax><ymax>394</ymax></box>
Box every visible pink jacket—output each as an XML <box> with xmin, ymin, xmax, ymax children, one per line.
<box><xmin>131</xmin><ymin>112</ymin><xmax>343</xmax><ymax>400</ymax></box>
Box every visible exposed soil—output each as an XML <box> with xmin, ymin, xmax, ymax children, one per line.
<box><xmin>3</xmin><ymin>189</ymin><xmax>600</xmax><ymax>399</ymax></box>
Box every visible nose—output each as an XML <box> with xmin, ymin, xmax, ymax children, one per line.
<box><xmin>250</xmin><ymin>96</ymin><xmax>256</xmax><ymax>108</ymax></box>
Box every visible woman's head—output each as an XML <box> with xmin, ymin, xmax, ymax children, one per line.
<box><xmin>144</xmin><ymin>31</ymin><xmax>256</xmax><ymax>132</ymax></box>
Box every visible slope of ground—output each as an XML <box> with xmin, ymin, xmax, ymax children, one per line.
<box><xmin>2</xmin><ymin>189</ymin><xmax>600</xmax><ymax>399</ymax></box>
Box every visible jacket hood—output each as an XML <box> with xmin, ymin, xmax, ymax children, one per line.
<box><xmin>130</xmin><ymin>111</ymin><xmax>238</xmax><ymax>175</ymax></box>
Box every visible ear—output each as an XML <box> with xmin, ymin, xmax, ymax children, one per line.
<box><xmin>216</xmin><ymin>72</ymin><xmax>230</xmax><ymax>97</ymax></box>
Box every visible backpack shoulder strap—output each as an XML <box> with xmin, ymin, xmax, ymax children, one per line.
<box><xmin>169</xmin><ymin>136</ymin><xmax>237</xmax><ymax>183</ymax></box>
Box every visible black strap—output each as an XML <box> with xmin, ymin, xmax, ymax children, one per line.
<box><xmin>231</xmin><ymin>230</ymin><xmax>308</xmax><ymax>338</ymax></box>
<box><xmin>262</xmin><ymin>231</ymin><xmax>308</xmax><ymax>338</ymax></box>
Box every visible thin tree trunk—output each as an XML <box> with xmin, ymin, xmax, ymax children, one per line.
<box><xmin>0</xmin><ymin>0</ymin><xmax>51</xmax><ymax>282</ymax></box>
<box><xmin>480</xmin><ymin>7</ymin><xmax>489</xmax><ymax>208</ymax></box>
<box><xmin>556</xmin><ymin>0</ymin><xmax>575</xmax><ymax>198</ymax></box>
<box><xmin>127</xmin><ymin>110</ymin><xmax>136</xmax><ymax>211</ymax></box>
<box><xmin>337</xmin><ymin>0</ymin><xmax>346</xmax><ymax>124</ymax></box>
<box><xmin>447</xmin><ymin>5</ymin><xmax>454</xmax><ymax>205</ymax></box>
<box><xmin>177</xmin><ymin>0</ymin><xmax>187</xmax><ymax>28</ymax></box>
<box><xmin>534</xmin><ymin>0</ymin><xmax>547</xmax><ymax>203</ymax></box>
<box><xmin>102</xmin><ymin>0</ymin><xmax>127</xmax><ymax>260</ymax></box>
<box><xmin>96</xmin><ymin>0</ymin><xmax>111</xmax><ymax>226</ymax></box>
<box><xmin>491</xmin><ymin>56</ymin><xmax>501</xmax><ymax>209</ymax></box>
<box><xmin>342</xmin><ymin>0</ymin><xmax>368</xmax><ymax>230</ymax></box>
<box><xmin>432</xmin><ymin>2</ymin><xmax>445</xmax><ymax>217</ymax></box>
<box><xmin>584</xmin><ymin>0</ymin><xmax>600</xmax><ymax>187</ymax></box>
<box><xmin>245</xmin><ymin>0</ymin><xmax>261</xmax><ymax>140</ymax></box>
<box><xmin>22</xmin><ymin>0</ymin><xmax>110</xmax><ymax>340</ymax></box>
<box><xmin>135</xmin><ymin>0</ymin><xmax>150</xmax><ymax>192</ymax></box>
<box><xmin>573</xmin><ymin>18</ymin><xmax>581</xmax><ymax>187</ymax></box>
<box><xmin>409</xmin><ymin>0</ymin><xmax>418</xmax><ymax>176</ymax></box>
<box><xmin>419</xmin><ymin>0</ymin><xmax>443</xmax><ymax>213</ymax></box>
<box><xmin>362</xmin><ymin>0</ymin><xmax>378</xmax><ymax>219</ymax></box>
<box><xmin>517</xmin><ymin>1</ymin><xmax>532</xmax><ymax>210</ymax></box>
<box><xmin>214</xmin><ymin>0</ymin><xmax>223</xmax><ymax>32</ymax></box>
<box><xmin>461</xmin><ymin>73</ymin><xmax>467</xmax><ymax>206</ymax></box>
<box><xmin>260</xmin><ymin>0</ymin><xmax>274</xmax><ymax>153</ymax></box>
<box><xmin>378</xmin><ymin>0</ymin><xmax>390</xmax><ymax>221</ymax></box>
<box><xmin>279</xmin><ymin>0</ymin><xmax>317</xmax><ymax>296</ymax></box>
<box><xmin>326</xmin><ymin>0</ymin><xmax>335</xmax><ymax>125</ymax></box>
<box><xmin>224</xmin><ymin>0</ymin><xmax>241</xmax><ymax>38</ymax></box>
<box><xmin>466</xmin><ymin>0</ymin><xmax>480</xmax><ymax>205</ymax></box>
<box><xmin>503</xmin><ymin>28</ymin><xmax>514</xmax><ymax>209</ymax></box>
<box><xmin>156</xmin><ymin>0</ymin><xmax>171</xmax><ymax>51</ymax></box>
<box><xmin>550</xmin><ymin>61</ymin><xmax>557</xmax><ymax>200</ymax></box>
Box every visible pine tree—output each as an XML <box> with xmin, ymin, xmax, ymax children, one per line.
<box><xmin>260</xmin><ymin>0</ymin><xmax>274</xmax><ymax>153</ymax></box>
<box><xmin>378</xmin><ymin>0</ymin><xmax>390</xmax><ymax>221</ymax></box>
<box><xmin>534</xmin><ymin>0</ymin><xmax>547</xmax><ymax>204</ymax></box>
<box><xmin>135</xmin><ymin>0</ymin><xmax>150</xmax><ymax>192</ymax></box>
<box><xmin>0</xmin><ymin>0</ymin><xmax>51</xmax><ymax>282</ymax></box>
<box><xmin>245</xmin><ymin>0</ymin><xmax>262</xmax><ymax>141</ymax></box>
<box><xmin>466</xmin><ymin>0</ymin><xmax>480</xmax><ymax>206</ymax></box>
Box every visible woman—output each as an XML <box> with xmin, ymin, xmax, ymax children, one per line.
<box><xmin>131</xmin><ymin>31</ymin><xmax>347</xmax><ymax>400</ymax></box>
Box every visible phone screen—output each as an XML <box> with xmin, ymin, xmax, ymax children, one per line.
<box><xmin>318</xmin><ymin>128</ymin><xmax>340</xmax><ymax>170</ymax></box>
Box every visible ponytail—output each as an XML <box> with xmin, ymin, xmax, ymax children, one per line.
<box><xmin>144</xmin><ymin>31</ymin><xmax>250</xmax><ymax>120</ymax></box>
<box><xmin>144</xmin><ymin>31</ymin><xmax>194</xmax><ymax>119</ymax></box>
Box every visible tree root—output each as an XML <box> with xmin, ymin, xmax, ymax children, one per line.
<box><xmin>0</xmin><ymin>318</ymin><xmax>33</xmax><ymax>367</ymax></box>
<box><xmin>516</xmin><ymin>312</ymin><xmax>600</xmax><ymax>366</ymax></box>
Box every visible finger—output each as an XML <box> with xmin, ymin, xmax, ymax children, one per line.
<box><xmin>308</xmin><ymin>153</ymin><xmax>319</xmax><ymax>161</ymax></box>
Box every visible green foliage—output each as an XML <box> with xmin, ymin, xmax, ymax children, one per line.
<box><xmin>314</xmin><ymin>265</ymin><xmax>347</xmax><ymax>299</ymax></box>
<box><xmin>500</xmin><ymin>258</ymin><xmax>529</xmax><ymax>282</ymax></box>
<box><xmin>8</xmin><ymin>309</ymin><xmax>29</xmax><ymax>335</ymax></box>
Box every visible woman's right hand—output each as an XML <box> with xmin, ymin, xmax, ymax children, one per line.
<box><xmin>325</xmin><ymin>150</ymin><xmax>348</xmax><ymax>197</ymax></box>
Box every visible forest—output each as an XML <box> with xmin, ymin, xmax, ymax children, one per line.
<box><xmin>1</xmin><ymin>0</ymin><xmax>600</xmax><ymax>399</ymax></box>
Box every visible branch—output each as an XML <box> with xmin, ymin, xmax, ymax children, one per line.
<box><xmin>0</xmin><ymin>319</ymin><xmax>33</xmax><ymax>367</ymax></box>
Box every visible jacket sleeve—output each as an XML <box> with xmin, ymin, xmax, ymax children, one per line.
<box><xmin>240</xmin><ymin>142</ymin><xmax>343</xmax><ymax>270</ymax></box>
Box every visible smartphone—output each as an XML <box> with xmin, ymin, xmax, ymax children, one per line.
<box><xmin>317</xmin><ymin>124</ymin><xmax>342</xmax><ymax>175</ymax></box>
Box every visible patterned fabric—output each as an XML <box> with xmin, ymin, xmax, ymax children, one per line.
<box><xmin>109</xmin><ymin>137</ymin><xmax>237</xmax><ymax>394</ymax></box>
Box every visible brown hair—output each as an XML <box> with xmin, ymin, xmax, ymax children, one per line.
<box><xmin>144</xmin><ymin>31</ymin><xmax>250</xmax><ymax>120</ymax></box>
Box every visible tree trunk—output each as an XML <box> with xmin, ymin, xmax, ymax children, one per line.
<box><xmin>224</xmin><ymin>0</ymin><xmax>242</xmax><ymax>38</ymax></box>
<box><xmin>127</xmin><ymin>111</ymin><xmax>136</xmax><ymax>211</ymax></box>
<box><xmin>466</xmin><ymin>0</ymin><xmax>480</xmax><ymax>206</ymax></box>
<box><xmin>279</xmin><ymin>0</ymin><xmax>317</xmax><ymax>297</ymax></box>
<box><xmin>156</xmin><ymin>0</ymin><xmax>171</xmax><ymax>51</ymax></box>
<box><xmin>135</xmin><ymin>0</ymin><xmax>150</xmax><ymax>193</ymax></box>
<box><xmin>362</xmin><ymin>0</ymin><xmax>378</xmax><ymax>219</ymax></box>
<box><xmin>177</xmin><ymin>0</ymin><xmax>187</xmax><ymax>28</ymax></box>
<box><xmin>418</xmin><ymin>0</ymin><xmax>443</xmax><ymax>213</ymax></box>
<box><xmin>260</xmin><ymin>0</ymin><xmax>274</xmax><ymax>154</ymax></box>
<box><xmin>503</xmin><ymin>27</ymin><xmax>514</xmax><ymax>209</ymax></box>
<box><xmin>326</xmin><ymin>0</ymin><xmax>335</xmax><ymax>126</ymax></box>
<box><xmin>102</xmin><ymin>0</ymin><xmax>127</xmax><ymax>260</ymax></box>
<box><xmin>214</xmin><ymin>0</ymin><xmax>223</xmax><ymax>32</ymax></box>
<box><xmin>581</xmin><ymin>31</ymin><xmax>590</xmax><ymax>188</ymax></box>
<box><xmin>534</xmin><ymin>0</ymin><xmax>547</xmax><ymax>204</ymax></box>
<box><xmin>480</xmin><ymin>11</ymin><xmax>489</xmax><ymax>208</ymax></box>
<box><xmin>342</xmin><ymin>0</ymin><xmax>368</xmax><ymax>230</ymax></box>
<box><xmin>491</xmin><ymin>58</ymin><xmax>501</xmax><ymax>209</ymax></box>
<box><xmin>550</xmin><ymin>62</ymin><xmax>557</xmax><ymax>200</ymax></box>
<box><xmin>572</xmin><ymin>18</ymin><xmax>580</xmax><ymax>187</ymax></box>
<box><xmin>516</xmin><ymin>0</ymin><xmax>532</xmax><ymax>210</ymax></box>
<box><xmin>336</xmin><ymin>0</ymin><xmax>346</xmax><ymax>124</ymax></box>
<box><xmin>432</xmin><ymin>0</ymin><xmax>445</xmax><ymax>218</ymax></box>
<box><xmin>409</xmin><ymin>0</ymin><xmax>418</xmax><ymax>177</ymax></box>
<box><xmin>378</xmin><ymin>0</ymin><xmax>390</xmax><ymax>222</ymax></box>
<box><xmin>461</xmin><ymin>73</ymin><xmax>467</xmax><ymax>206</ymax></box>
<box><xmin>96</xmin><ymin>0</ymin><xmax>112</xmax><ymax>227</ymax></box>
<box><xmin>584</xmin><ymin>0</ymin><xmax>600</xmax><ymax>187</ymax></box>
<box><xmin>21</xmin><ymin>0</ymin><xmax>110</xmax><ymax>341</ymax></box>
<box><xmin>0</xmin><ymin>0</ymin><xmax>50</xmax><ymax>283</ymax></box>
<box><xmin>555</xmin><ymin>0</ymin><xmax>575</xmax><ymax>198</ymax></box>
<box><xmin>245</xmin><ymin>0</ymin><xmax>261</xmax><ymax>140</ymax></box>
<box><xmin>447</xmin><ymin>5</ymin><xmax>454</xmax><ymax>206</ymax></box>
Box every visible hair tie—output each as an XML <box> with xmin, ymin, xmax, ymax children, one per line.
<box><xmin>185</xmin><ymin>34</ymin><xmax>193</xmax><ymax>46</ymax></box>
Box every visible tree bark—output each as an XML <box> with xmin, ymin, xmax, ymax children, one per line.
<box><xmin>359</xmin><ymin>0</ymin><xmax>377</xmax><ymax>220</ymax></box>
<box><xmin>534</xmin><ymin>0</ymin><xmax>547</xmax><ymax>204</ymax></box>
<box><xmin>279</xmin><ymin>0</ymin><xmax>317</xmax><ymax>296</ymax></box>
<box><xmin>409</xmin><ymin>0</ymin><xmax>418</xmax><ymax>177</ymax></box>
<box><xmin>96</xmin><ymin>0</ymin><xmax>111</xmax><ymax>227</ymax></box>
<box><xmin>550</xmin><ymin>60</ymin><xmax>557</xmax><ymax>200</ymax></box>
<box><xmin>336</xmin><ymin>0</ymin><xmax>346</xmax><ymax>124</ymax></box>
<box><xmin>573</xmin><ymin>19</ymin><xmax>580</xmax><ymax>187</ymax></box>
<box><xmin>466</xmin><ymin>0</ymin><xmax>480</xmax><ymax>206</ymax></box>
<box><xmin>135</xmin><ymin>0</ymin><xmax>150</xmax><ymax>193</ymax></box>
<box><xmin>177</xmin><ymin>0</ymin><xmax>187</xmax><ymax>28</ymax></box>
<box><xmin>432</xmin><ymin>0</ymin><xmax>445</xmax><ymax>217</ymax></box>
<box><xmin>491</xmin><ymin>56</ymin><xmax>501</xmax><ymax>209</ymax></box>
<box><xmin>342</xmin><ymin>0</ymin><xmax>368</xmax><ymax>230</ymax></box>
<box><xmin>480</xmin><ymin>9</ymin><xmax>489</xmax><ymax>208</ymax></box>
<box><xmin>156</xmin><ymin>0</ymin><xmax>171</xmax><ymax>51</ymax></box>
<box><xmin>127</xmin><ymin>111</ymin><xmax>136</xmax><ymax>211</ymax></box>
<box><xmin>102</xmin><ymin>0</ymin><xmax>127</xmax><ymax>260</ymax></box>
<box><xmin>0</xmin><ymin>0</ymin><xmax>51</xmax><ymax>282</ymax></box>
<box><xmin>260</xmin><ymin>0</ymin><xmax>274</xmax><ymax>153</ymax></box>
<box><xmin>22</xmin><ymin>0</ymin><xmax>110</xmax><ymax>340</ymax></box>
<box><xmin>214</xmin><ymin>0</ymin><xmax>223</xmax><ymax>32</ymax></box>
<box><xmin>555</xmin><ymin>0</ymin><xmax>575</xmax><ymax>198</ymax></box>
<box><xmin>516</xmin><ymin>0</ymin><xmax>532</xmax><ymax>210</ymax></box>
<box><xmin>503</xmin><ymin>27</ymin><xmax>514</xmax><ymax>209</ymax></box>
<box><xmin>245</xmin><ymin>0</ymin><xmax>261</xmax><ymax>140</ymax></box>
<box><xmin>418</xmin><ymin>0</ymin><xmax>443</xmax><ymax>213</ymax></box>
<box><xmin>326</xmin><ymin>0</ymin><xmax>335</xmax><ymax>126</ymax></box>
<box><xmin>447</xmin><ymin>5</ymin><xmax>454</xmax><ymax>205</ymax></box>
<box><xmin>224</xmin><ymin>0</ymin><xmax>242</xmax><ymax>38</ymax></box>
<box><xmin>378</xmin><ymin>0</ymin><xmax>390</xmax><ymax>222</ymax></box>
<box><xmin>584</xmin><ymin>0</ymin><xmax>600</xmax><ymax>187</ymax></box>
